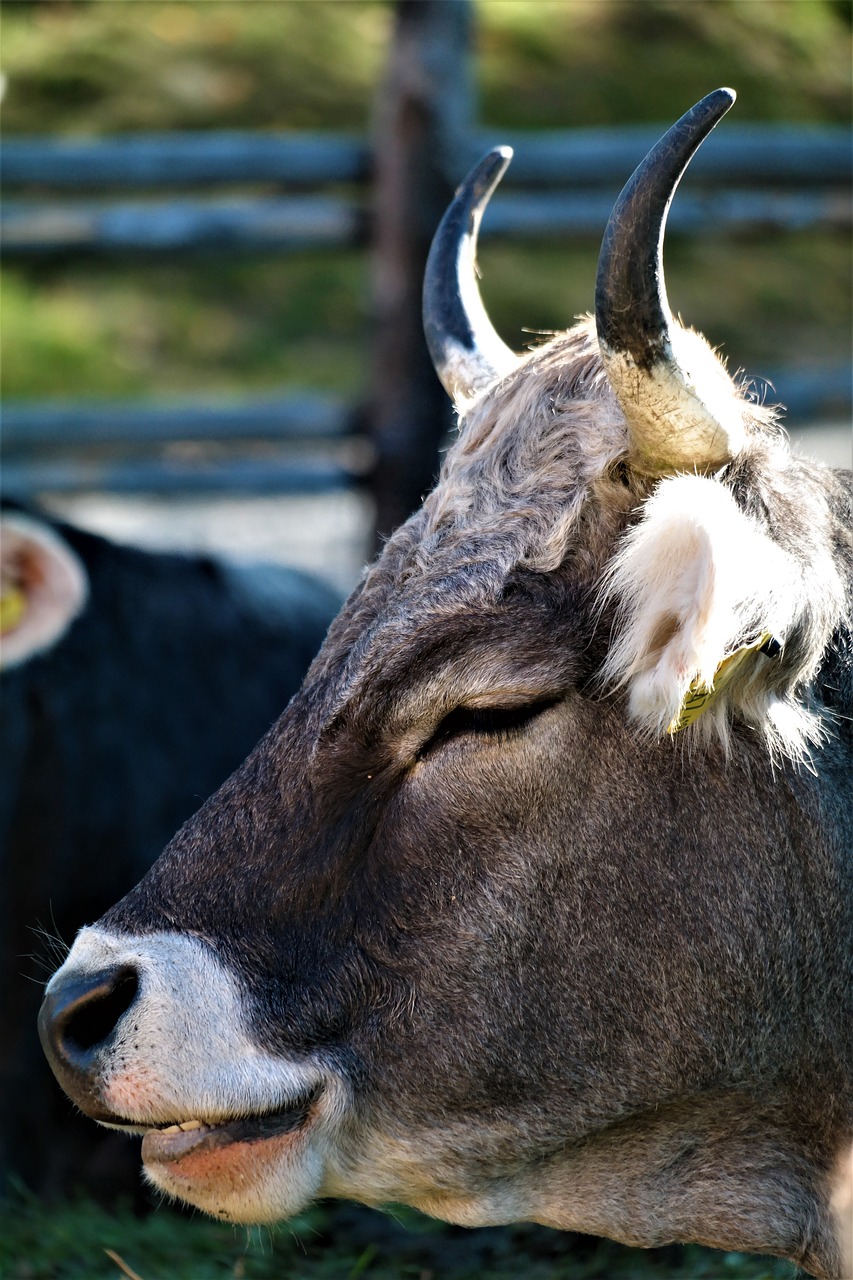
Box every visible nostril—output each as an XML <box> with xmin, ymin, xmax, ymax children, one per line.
<box><xmin>39</xmin><ymin>962</ymin><xmax>142</xmax><ymax>1121</ymax></box>
<box><xmin>59</xmin><ymin>966</ymin><xmax>139</xmax><ymax>1055</ymax></box>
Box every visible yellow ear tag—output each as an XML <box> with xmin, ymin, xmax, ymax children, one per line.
<box><xmin>667</xmin><ymin>632</ymin><xmax>774</xmax><ymax>735</ymax></box>
<box><xmin>0</xmin><ymin>585</ymin><xmax>27</xmax><ymax>636</ymax></box>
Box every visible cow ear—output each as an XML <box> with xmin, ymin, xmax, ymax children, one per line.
<box><xmin>1</xmin><ymin>513</ymin><xmax>89</xmax><ymax>669</ymax></box>
<box><xmin>599</xmin><ymin>474</ymin><xmax>803</xmax><ymax>747</ymax></box>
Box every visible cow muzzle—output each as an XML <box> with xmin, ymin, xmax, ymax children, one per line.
<box><xmin>38</xmin><ymin>926</ymin><xmax>348</xmax><ymax>1222</ymax></box>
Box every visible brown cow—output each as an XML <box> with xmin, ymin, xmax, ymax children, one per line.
<box><xmin>39</xmin><ymin>91</ymin><xmax>852</xmax><ymax>1278</ymax></box>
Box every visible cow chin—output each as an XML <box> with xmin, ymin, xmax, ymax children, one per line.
<box><xmin>141</xmin><ymin>1119</ymin><xmax>327</xmax><ymax>1223</ymax></box>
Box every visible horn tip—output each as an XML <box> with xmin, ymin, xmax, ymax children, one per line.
<box><xmin>479</xmin><ymin>145</ymin><xmax>513</xmax><ymax>184</ymax></box>
<box><xmin>461</xmin><ymin>147</ymin><xmax>512</xmax><ymax>209</ymax></box>
<box><xmin>705</xmin><ymin>86</ymin><xmax>737</xmax><ymax>118</ymax></box>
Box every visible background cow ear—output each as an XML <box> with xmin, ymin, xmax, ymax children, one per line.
<box><xmin>599</xmin><ymin>475</ymin><xmax>793</xmax><ymax>738</ymax></box>
<box><xmin>1</xmin><ymin>513</ymin><xmax>89</xmax><ymax>669</ymax></box>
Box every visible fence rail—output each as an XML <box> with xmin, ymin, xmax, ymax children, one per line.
<box><xmin>4</xmin><ymin>186</ymin><xmax>849</xmax><ymax>258</ymax></box>
<box><xmin>3</xmin><ymin>126</ymin><xmax>850</xmax><ymax>256</ymax></box>
<box><xmin>2</xmin><ymin>195</ymin><xmax>365</xmax><ymax>255</ymax></box>
<box><xmin>2</xmin><ymin>392</ymin><xmax>351</xmax><ymax>447</ymax></box>
<box><xmin>3</xmin><ymin>125</ymin><xmax>848</xmax><ymax>190</ymax></box>
<box><xmin>1</xmin><ymin>456</ymin><xmax>359</xmax><ymax>497</ymax></box>
<box><xmin>469</xmin><ymin>125</ymin><xmax>852</xmax><ymax>187</ymax></box>
<box><xmin>0</xmin><ymin>132</ymin><xmax>370</xmax><ymax>189</ymax></box>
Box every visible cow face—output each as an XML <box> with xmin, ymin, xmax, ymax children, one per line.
<box><xmin>39</xmin><ymin>92</ymin><xmax>852</xmax><ymax>1278</ymax></box>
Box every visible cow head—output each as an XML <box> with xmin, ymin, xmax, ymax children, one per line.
<box><xmin>38</xmin><ymin>91</ymin><xmax>852</xmax><ymax>1278</ymax></box>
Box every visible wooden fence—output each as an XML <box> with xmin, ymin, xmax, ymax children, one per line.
<box><xmin>2</xmin><ymin>0</ymin><xmax>850</xmax><ymax>537</ymax></box>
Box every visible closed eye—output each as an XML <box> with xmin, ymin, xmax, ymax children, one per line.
<box><xmin>416</xmin><ymin>698</ymin><xmax>558</xmax><ymax>761</ymax></box>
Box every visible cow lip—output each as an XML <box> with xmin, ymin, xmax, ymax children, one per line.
<box><xmin>140</xmin><ymin>1090</ymin><xmax>319</xmax><ymax>1166</ymax></box>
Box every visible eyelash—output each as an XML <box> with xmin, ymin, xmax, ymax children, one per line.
<box><xmin>417</xmin><ymin>698</ymin><xmax>558</xmax><ymax>761</ymax></box>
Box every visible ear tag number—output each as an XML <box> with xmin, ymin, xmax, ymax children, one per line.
<box><xmin>667</xmin><ymin>632</ymin><xmax>774</xmax><ymax>735</ymax></box>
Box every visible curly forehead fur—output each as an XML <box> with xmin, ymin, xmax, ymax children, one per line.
<box><xmin>424</xmin><ymin>320</ymin><xmax>630</xmax><ymax>574</ymax></box>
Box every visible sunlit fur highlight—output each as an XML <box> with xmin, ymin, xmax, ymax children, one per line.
<box><xmin>599</xmin><ymin>472</ymin><xmax>846</xmax><ymax>764</ymax></box>
<box><xmin>425</xmin><ymin>319</ymin><xmax>628</xmax><ymax>572</ymax></box>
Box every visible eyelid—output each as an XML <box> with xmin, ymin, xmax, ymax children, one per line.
<box><xmin>416</xmin><ymin>696</ymin><xmax>559</xmax><ymax>761</ymax></box>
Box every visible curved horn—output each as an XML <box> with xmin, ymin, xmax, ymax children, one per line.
<box><xmin>424</xmin><ymin>147</ymin><xmax>520</xmax><ymax>404</ymax></box>
<box><xmin>595</xmin><ymin>88</ymin><xmax>745</xmax><ymax>472</ymax></box>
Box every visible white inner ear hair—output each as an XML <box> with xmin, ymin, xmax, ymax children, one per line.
<box><xmin>598</xmin><ymin>473</ymin><xmax>838</xmax><ymax>765</ymax></box>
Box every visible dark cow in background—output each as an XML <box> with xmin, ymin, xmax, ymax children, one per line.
<box><xmin>39</xmin><ymin>92</ymin><xmax>852</xmax><ymax>1277</ymax></box>
<box><xmin>1</xmin><ymin>503</ymin><xmax>339</xmax><ymax>1197</ymax></box>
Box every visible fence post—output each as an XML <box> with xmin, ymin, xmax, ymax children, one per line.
<box><xmin>366</xmin><ymin>0</ymin><xmax>473</xmax><ymax>545</ymax></box>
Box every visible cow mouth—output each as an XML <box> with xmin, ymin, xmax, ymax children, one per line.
<box><xmin>139</xmin><ymin>1089</ymin><xmax>318</xmax><ymax>1167</ymax></box>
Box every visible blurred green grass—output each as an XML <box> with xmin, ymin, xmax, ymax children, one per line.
<box><xmin>2</xmin><ymin>254</ymin><xmax>371</xmax><ymax>399</ymax></box>
<box><xmin>1</xmin><ymin>1182</ymin><xmax>799</xmax><ymax>1280</ymax></box>
<box><xmin>2</xmin><ymin>1</ymin><xmax>848</xmax><ymax>134</ymax></box>
<box><xmin>1</xmin><ymin>0</ymin><xmax>850</xmax><ymax>404</ymax></box>
<box><xmin>0</xmin><ymin>1</ymin><xmax>390</xmax><ymax>134</ymax></box>
<box><xmin>477</xmin><ymin>0</ymin><xmax>851</xmax><ymax>127</ymax></box>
